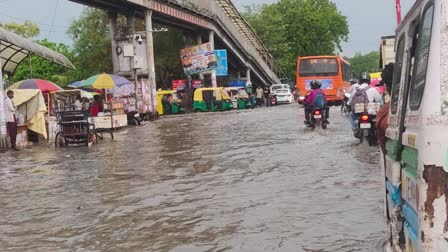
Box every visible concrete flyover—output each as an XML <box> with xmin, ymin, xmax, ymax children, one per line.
<box><xmin>69</xmin><ymin>0</ymin><xmax>287</xmax><ymax>112</ymax></box>
<box><xmin>69</xmin><ymin>0</ymin><xmax>286</xmax><ymax>83</ymax></box>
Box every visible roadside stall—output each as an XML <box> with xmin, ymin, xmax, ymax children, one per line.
<box><xmin>78</xmin><ymin>73</ymin><xmax>130</xmax><ymax>130</ymax></box>
<box><xmin>7</xmin><ymin>89</ymin><xmax>47</xmax><ymax>147</ymax></box>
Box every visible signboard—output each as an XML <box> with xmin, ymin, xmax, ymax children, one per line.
<box><xmin>215</xmin><ymin>49</ymin><xmax>228</xmax><ymax>76</ymax></box>
<box><xmin>402</xmin><ymin>170</ymin><xmax>419</xmax><ymax>211</ymax></box>
<box><xmin>305</xmin><ymin>79</ymin><xmax>333</xmax><ymax>90</ymax></box>
<box><xmin>180</xmin><ymin>42</ymin><xmax>217</xmax><ymax>75</ymax></box>
<box><xmin>370</xmin><ymin>72</ymin><xmax>385</xmax><ymax>94</ymax></box>
<box><xmin>172</xmin><ymin>79</ymin><xmax>187</xmax><ymax>90</ymax></box>
<box><xmin>172</xmin><ymin>79</ymin><xmax>203</xmax><ymax>91</ymax></box>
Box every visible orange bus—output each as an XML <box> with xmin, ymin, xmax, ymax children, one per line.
<box><xmin>296</xmin><ymin>55</ymin><xmax>352</xmax><ymax>105</ymax></box>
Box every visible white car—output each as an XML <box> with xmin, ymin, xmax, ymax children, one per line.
<box><xmin>274</xmin><ymin>89</ymin><xmax>294</xmax><ymax>104</ymax></box>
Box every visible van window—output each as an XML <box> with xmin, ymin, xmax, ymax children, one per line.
<box><xmin>409</xmin><ymin>4</ymin><xmax>434</xmax><ymax>111</ymax></box>
<box><xmin>391</xmin><ymin>35</ymin><xmax>406</xmax><ymax>114</ymax></box>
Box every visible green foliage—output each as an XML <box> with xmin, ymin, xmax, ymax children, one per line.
<box><xmin>349</xmin><ymin>51</ymin><xmax>381</xmax><ymax>77</ymax></box>
<box><xmin>153</xmin><ymin>25</ymin><xmax>188</xmax><ymax>89</ymax></box>
<box><xmin>241</xmin><ymin>0</ymin><xmax>349</xmax><ymax>80</ymax></box>
<box><xmin>12</xmin><ymin>39</ymin><xmax>74</xmax><ymax>86</ymax></box>
<box><xmin>0</xmin><ymin>20</ymin><xmax>40</xmax><ymax>38</ymax></box>
<box><xmin>66</xmin><ymin>8</ymin><xmax>112</xmax><ymax>83</ymax></box>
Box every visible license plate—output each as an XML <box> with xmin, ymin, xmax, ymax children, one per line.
<box><xmin>314</xmin><ymin>115</ymin><xmax>322</xmax><ymax>119</ymax></box>
<box><xmin>134</xmin><ymin>113</ymin><xmax>140</xmax><ymax>117</ymax></box>
<box><xmin>360</xmin><ymin>123</ymin><xmax>371</xmax><ymax>129</ymax></box>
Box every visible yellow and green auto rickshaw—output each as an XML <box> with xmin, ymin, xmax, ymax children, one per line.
<box><xmin>193</xmin><ymin>87</ymin><xmax>232</xmax><ymax>112</ymax></box>
<box><xmin>156</xmin><ymin>90</ymin><xmax>184</xmax><ymax>115</ymax></box>
<box><xmin>224</xmin><ymin>87</ymin><xmax>253</xmax><ymax>109</ymax></box>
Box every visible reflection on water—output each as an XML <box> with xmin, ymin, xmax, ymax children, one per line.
<box><xmin>0</xmin><ymin>105</ymin><xmax>386</xmax><ymax>251</ymax></box>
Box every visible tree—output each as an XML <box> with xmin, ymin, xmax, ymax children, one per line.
<box><xmin>0</xmin><ymin>20</ymin><xmax>40</xmax><ymax>38</ymax></box>
<box><xmin>349</xmin><ymin>51</ymin><xmax>381</xmax><ymax>78</ymax></box>
<box><xmin>241</xmin><ymin>0</ymin><xmax>349</xmax><ymax>80</ymax></box>
<box><xmin>67</xmin><ymin>8</ymin><xmax>113</xmax><ymax>83</ymax></box>
<box><xmin>12</xmin><ymin>39</ymin><xmax>74</xmax><ymax>85</ymax></box>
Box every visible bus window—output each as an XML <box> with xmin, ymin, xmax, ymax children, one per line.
<box><xmin>299</xmin><ymin>58</ymin><xmax>339</xmax><ymax>77</ymax></box>
<box><xmin>409</xmin><ymin>4</ymin><xmax>434</xmax><ymax>111</ymax></box>
<box><xmin>391</xmin><ymin>35</ymin><xmax>406</xmax><ymax>114</ymax></box>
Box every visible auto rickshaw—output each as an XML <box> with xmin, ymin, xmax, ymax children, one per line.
<box><xmin>156</xmin><ymin>90</ymin><xmax>184</xmax><ymax>115</ymax></box>
<box><xmin>224</xmin><ymin>87</ymin><xmax>253</xmax><ymax>109</ymax></box>
<box><xmin>193</xmin><ymin>87</ymin><xmax>232</xmax><ymax>112</ymax></box>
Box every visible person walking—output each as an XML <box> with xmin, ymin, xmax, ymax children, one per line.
<box><xmin>263</xmin><ymin>86</ymin><xmax>271</xmax><ymax>107</ymax></box>
<box><xmin>4</xmin><ymin>90</ymin><xmax>19</xmax><ymax>151</ymax></box>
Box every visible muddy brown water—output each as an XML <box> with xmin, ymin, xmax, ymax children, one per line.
<box><xmin>0</xmin><ymin>105</ymin><xmax>387</xmax><ymax>251</ymax></box>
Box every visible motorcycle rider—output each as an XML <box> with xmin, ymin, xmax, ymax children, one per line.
<box><xmin>304</xmin><ymin>80</ymin><xmax>329</xmax><ymax>126</ymax></box>
<box><xmin>348</xmin><ymin>72</ymin><xmax>383</xmax><ymax>137</ymax></box>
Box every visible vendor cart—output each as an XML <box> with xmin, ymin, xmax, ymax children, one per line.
<box><xmin>55</xmin><ymin>110</ymin><xmax>92</xmax><ymax>146</ymax></box>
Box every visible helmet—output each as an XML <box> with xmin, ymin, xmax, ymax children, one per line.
<box><xmin>358</xmin><ymin>72</ymin><xmax>371</xmax><ymax>84</ymax></box>
<box><xmin>310</xmin><ymin>80</ymin><xmax>322</xmax><ymax>90</ymax></box>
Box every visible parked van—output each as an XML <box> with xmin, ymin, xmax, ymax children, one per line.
<box><xmin>383</xmin><ymin>0</ymin><xmax>448</xmax><ymax>251</ymax></box>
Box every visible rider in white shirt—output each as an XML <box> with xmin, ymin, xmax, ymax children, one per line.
<box><xmin>348</xmin><ymin>72</ymin><xmax>383</xmax><ymax>136</ymax></box>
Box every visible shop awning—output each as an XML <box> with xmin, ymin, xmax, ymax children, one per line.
<box><xmin>0</xmin><ymin>27</ymin><xmax>75</xmax><ymax>74</ymax></box>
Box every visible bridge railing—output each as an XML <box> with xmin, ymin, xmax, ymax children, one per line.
<box><xmin>163</xmin><ymin>0</ymin><xmax>283</xmax><ymax>83</ymax></box>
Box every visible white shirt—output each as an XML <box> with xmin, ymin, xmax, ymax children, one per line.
<box><xmin>256</xmin><ymin>88</ymin><xmax>263</xmax><ymax>98</ymax></box>
<box><xmin>4</xmin><ymin>96</ymin><xmax>16</xmax><ymax>123</ymax></box>
<box><xmin>74</xmin><ymin>100</ymin><xmax>82</xmax><ymax>110</ymax></box>
<box><xmin>348</xmin><ymin>83</ymin><xmax>383</xmax><ymax>105</ymax></box>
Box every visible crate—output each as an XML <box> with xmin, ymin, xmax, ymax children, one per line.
<box><xmin>354</xmin><ymin>103</ymin><xmax>381</xmax><ymax>113</ymax></box>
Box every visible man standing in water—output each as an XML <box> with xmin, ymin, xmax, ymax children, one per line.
<box><xmin>4</xmin><ymin>90</ymin><xmax>19</xmax><ymax>151</ymax></box>
<box><xmin>256</xmin><ymin>86</ymin><xmax>264</xmax><ymax>107</ymax></box>
<box><xmin>263</xmin><ymin>86</ymin><xmax>271</xmax><ymax>107</ymax></box>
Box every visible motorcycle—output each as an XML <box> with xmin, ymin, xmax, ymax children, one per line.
<box><xmin>355</xmin><ymin>112</ymin><xmax>377</xmax><ymax>145</ymax></box>
<box><xmin>127</xmin><ymin>111</ymin><xmax>143</xmax><ymax>126</ymax></box>
<box><xmin>341</xmin><ymin>92</ymin><xmax>351</xmax><ymax>116</ymax></box>
<box><xmin>310</xmin><ymin>108</ymin><xmax>328</xmax><ymax>129</ymax></box>
<box><xmin>270</xmin><ymin>95</ymin><xmax>277</xmax><ymax>106</ymax></box>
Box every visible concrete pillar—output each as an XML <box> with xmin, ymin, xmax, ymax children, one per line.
<box><xmin>246</xmin><ymin>68</ymin><xmax>251</xmax><ymax>83</ymax></box>
<box><xmin>108</xmin><ymin>12</ymin><xmax>119</xmax><ymax>74</ymax></box>
<box><xmin>209</xmin><ymin>31</ymin><xmax>217</xmax><ymax>87</ymax></box>
<box><xmin>145</xmin><ymin>10</ymin><xmax>157</xmax><ymax>115</ymax></box>
<box><xmin>0</xmin><ymin>55</ymin><xmax>6</xmax><ymax>148</ymax></box>
<box><xmin>196</xmin><ymin>33</ymin><xmax>204</xmax><ymax>80</ymax></box>
<box><xmin>237</xmin><ymin>71</ymin><xmax>241</xmax><ymax>81</ymax></box>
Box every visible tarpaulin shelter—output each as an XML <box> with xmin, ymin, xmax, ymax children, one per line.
<box><xmin>0</xmin><ymin>27</ymin><xmax>75</xmax><ymax>149</ymax></box>
<box><xmin>10</xmin><ymin>89</ymin><xmax>48</xmax><ymax>139</ymax></box>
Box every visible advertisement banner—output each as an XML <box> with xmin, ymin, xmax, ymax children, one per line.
<box><xmin>305</xmin><ymin>79</ymin><xmax>333</xmax><ymax>90</ymax></box>
<box><xmin>172</xmin><ymin>79</ymin><xmax>203</xmax><ymax>91</ymax></box>
<box><xmin>215</xmin><ymin>49</ymin><xmax>228</xmax><ymax>76</ymax></box>
<box><xmin>180</xmin><ymin>42</ymin><xmax>217</xmax><ymax>75</ymax></box>
<box><xmin>172</xmin><ymin>79</ymin><xmax>187</xmax><ymax>90</ymax></box>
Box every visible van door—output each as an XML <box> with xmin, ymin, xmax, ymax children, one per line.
<box><xmin>401</xmin><ymin>3</ymin><xmax>435</xmax><ymax>250</ymax></box>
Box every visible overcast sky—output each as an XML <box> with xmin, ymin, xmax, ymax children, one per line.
<box><xmin>0</xmin><ymin>0</ymin><xmax>415</xmax><ymax>57</ymax></box>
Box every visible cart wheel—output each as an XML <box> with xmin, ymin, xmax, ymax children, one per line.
<box><xmin>55</xmin><ymin>132</ymin><xmax>66</xmax><ymax>147</ymax></box>
<box><xmin>95</xmin><ymin>131</ymin><xmax>104</xmax><ymax>140</ymax></box>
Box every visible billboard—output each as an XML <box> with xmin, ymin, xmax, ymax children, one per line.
<box><xmin>215</xmin><ymin>49</ymin><xmax>228</xmax><ymax>76</ymax></box>
<box><xmin>305</xmin><ymin>79</ymin><xmax>333</xmax><ymax>90</ymax></box>
<box><xmin>180</xmin><ymin>42</ymin><xmax>217</xmax><ymax>75</ymax></box>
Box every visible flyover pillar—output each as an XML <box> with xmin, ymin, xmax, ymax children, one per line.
<box><xmin>108</xmin><ymin>12</ymin><xmax>119</xmax><ymax>74</ymax></box>
<box><xmin>208</xmin><ymin>31</ymin><xmax>217</xmax><ymax>88</ymax></box>
<box><xmin>145</xmin><ymin>10</ymin><xmax>157</xmax><ymax>116</ymax></box>
<box><xmin>246</xmin><ymin>68</ymin><xmax>251</xmax><ymax>84</ymax></box>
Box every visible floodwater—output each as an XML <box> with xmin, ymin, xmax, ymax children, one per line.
<box><xmin>0</xmin><ymin>104</ymin><xmax>387</xmax><ymax>252</ymax></box>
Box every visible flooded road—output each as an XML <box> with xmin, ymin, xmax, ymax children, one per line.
<box><xmin>0</xmin><ymin>105</ymin><xmax>386</xmax><ymax>252</ymax></box>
